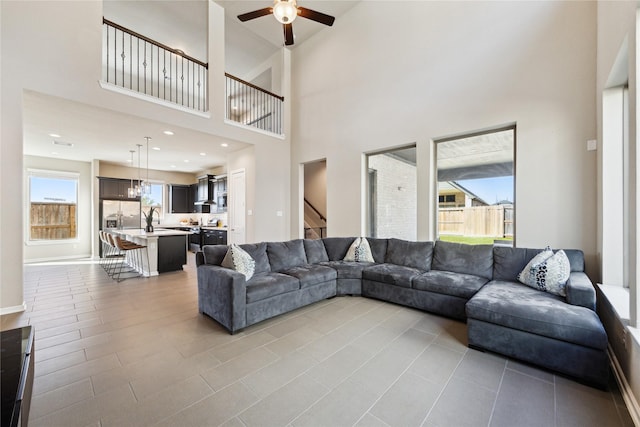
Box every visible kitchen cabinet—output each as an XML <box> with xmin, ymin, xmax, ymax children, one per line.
<box><xmin>202</xmin><ymin>229</ymin><xmax>227</xmax><ymax>246</ymax></box>
<box><xmin>196</xmin><ymin>175</ymin><xmax>214</xmax><ymax>203</ymax></box>
<box><xmin>214</xmin><ymin>176</ymin><xmax>228</xmax><ymax>213</ymax></box>
<box><xmin>99</xmin><ymin>177</ymin><xmax>140</xmax><ymax>200</ymax></box>
<box><xmin>169</xmin><ymin>184</ymin><xmax>191</xmax><ymax>213</ymax></box>
<box><xmin>190</xmin><ymin>183</ymin><xmax>210</xmax><ymax>213</ymax></box>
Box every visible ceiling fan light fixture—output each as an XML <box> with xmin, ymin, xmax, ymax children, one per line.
<box><xmin>273</xmin><ymin>0</ymin><xmax>297</xmax><ymax>24</ymax></box>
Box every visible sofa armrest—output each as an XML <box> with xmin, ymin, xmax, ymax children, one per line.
<box><xmin>197</xmin><ymin>265</ymin><xmax>247</xmax><ymax>333</ymax></box>
<box><xmin>565</xmin><ymin>271</ymin><xmax>596</xmax><ymax>311</ymax></box>
<box><xmin>196</xmin><ymin>251</ymin><xmax>205</xmax><ymax>267</ymax></box>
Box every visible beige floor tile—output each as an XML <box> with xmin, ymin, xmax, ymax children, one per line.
<box><xmin>452</xmin><ymin>348</ymin><xmax>507</xmax><ymax>392</ymax></box>
<box><xmin>370</xmin><ymin>372</ymin><xmax>441</xmax><ymax>426</ymax></box>
<box><xmin>242</xmin><ymin>350</ymin><xmax>318</xmax><ymax>398</ymax></box>
<box><xmin>35</xmin><ymin>349</ymin><xmax>87</xmax><ymax>377</ymax></box>
<box><xmin>306</xmin><ymin>343</ymin><xmax>371</xmax><ymax>389</ymax></box>
<box><xmin>101</xmin><ymin>375</ymin><xmax>214</xmax><ymax>427</ymax></box>
<box><xmin>33</xmin><ymin>353</ymin><xmax>121</xmax><ymax>396</ymax></box>
<box><xmin>30</xmin><ymin>378</ymin><xmax>94</xmax><ymax>419</ymax></box>
<box><xmin>265</xmin><ymin>325</ymin><xmax>324</xmax><ymax>357</ymax></box>
<box><xmin>239</xmin><ymin>374</ymin><xmax>329</xmax><ymax>426</ymax></box>
<box><xmin>490</xmin><ymin>369</ymin><xmax>555</xmax><ymax>427</ymax></box>
<box><xmin>425</xmin><ymin>376</ymin><xmax>497</xmax><ymax>426</ymax></box>
<box><xmin>408</xmin><ymin>343</ymin><xmax>464</xmax><ymax>387</ymax></box>
<box><xmin>355</xmin><ymin>413</ymin><xmax>392</xmax><ymax>427</ymax></box>
<box><xmin>291</xmin><ymin>377</ymin><xmax>379</xmax><ymax>427</ymax></box>
<box><xmin>156</xmin><ymin>382</ymin><xmax>259</xmax><ymax>427</ymax></box>
<box><xmin>555</xmin><ymin>376</ymin><xmax>622</xmax><ymax>427</ymax></box>
<box><xmin>201</xmin><ymin>346</ymin><xmax>280</xmax><ymax>391</ymax></box>
<box><xmin>208</xmin><ymin>330</ymin><xmax>277</xmax><ymax>363</ymax></box>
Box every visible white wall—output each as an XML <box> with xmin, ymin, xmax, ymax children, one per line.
<box><xmin>291</xmin><ymin>1</ymin><xmax>597</xmax><ymax>275</ymax></box>
<box><xmin>0</xmin><ymin>0</ymin><xmax>291</xmax><ymax>313</ymax></box>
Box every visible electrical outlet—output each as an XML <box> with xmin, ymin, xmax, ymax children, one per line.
<box><xmin>587</xmin><ymin>139</ymin><xmax>597</xmax><ymax>151</ymax></box>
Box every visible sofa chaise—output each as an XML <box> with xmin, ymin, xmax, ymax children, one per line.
<box><xmin>196</xmin><ymin>237</ymin><xmax>609</xmax><ymax>388</ymax></box>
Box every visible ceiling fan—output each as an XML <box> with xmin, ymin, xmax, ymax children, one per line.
<box><xmin>237</xmin><ymin>0</ymin><xmax>335</xmax><ymax>46</ymax></box>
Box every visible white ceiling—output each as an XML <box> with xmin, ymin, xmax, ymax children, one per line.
<box><xmin>23</xmin><ymin>0</ymin><xmax>358</xmax><ymax>174</ymax></box>
<box><xmin>23</xmin><ymin>91</ymin><xmax>249</xmax><ymax>174</ymax></box>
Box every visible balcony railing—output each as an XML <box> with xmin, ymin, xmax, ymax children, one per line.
<box><xmin>225</xmin><ymin>73</ymin><xmax>284</xmax><ymax>135</ymax></box>
<box><xmin>102</xmin><ymin>18</ymin><xmax>208</xmax><ymax>112</ymax></box>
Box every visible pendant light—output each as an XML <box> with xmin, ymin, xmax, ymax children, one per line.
<box><xmin>136</xmin><ymin>144</ymin><xmax>143</xmax><ymax>196</ymax></box>
<box><xmin>127</xmin><ymin>150</ymin><xmax>137</xmax><ymax>198</ymax></box>
<box><xmin>143</xmin><ymin>137</ymin><xmax>152</xmax><ymax>195</ymax></box>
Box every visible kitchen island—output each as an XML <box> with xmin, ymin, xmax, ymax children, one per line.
<box><xmin>109</xmin><ymin>228</ymin><xmax>191</xmax><ymax>276</ymax></box>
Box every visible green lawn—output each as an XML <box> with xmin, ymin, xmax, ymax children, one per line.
<box><xmin>439</xmin><ymin>235</ymin><xmax>513</xmax><ymax>245</ymax></box>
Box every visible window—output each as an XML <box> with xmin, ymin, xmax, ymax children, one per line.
<box><xmin>141</xmin><ymin>182</ymin><xmax>164</xmax><ymax>225</ymax></box>
<box><xmin>28</xmin><ymin>169</ymin><xmax>79</xmax><ymax>242</ymax></box>
<box><xmin>435</xmin><ymin>126</ymin><xmax>515</xmax><ymax>245</ymax></box>
<box><xmin>366</xmin><ymin>146</ymin><xmax>417</xmax><ymax>240</ymax></box>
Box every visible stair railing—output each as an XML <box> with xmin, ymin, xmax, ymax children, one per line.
<box><xmin>102</xmin><ymin>18</ymin><xmax>208</xmax><ymax>112</ymax></box>
<box><xmin>225</xmin><ymin>73</ymin><xmax>284</xmax><ymax>135</ymax></box>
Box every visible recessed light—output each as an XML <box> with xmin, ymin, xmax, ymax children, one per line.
<box><xmin>152</xmin><ymin>147</ymin><xmax>161</xmax><ymax>151</ymax></box>
<box><xmin>163</xmin><ymin>130</ymin><xmax>174</xmax><ymax>136</ymax></box>
<box><xmin>52</xmin><ymin>140</ymin><xmax>74</xmax><ymax>147</ymax></box>
<box><xmin>184</xmin><ymin>160</ymin><xmax>189</xmax><ymax>163</ymax></box>
<box><xmin>170</xmin><ymin>165</ymin><xmax>176</xmax><ymax>168</ymax></box>
<box><xmin>49</xmin><ymin>133</ymin><xmax>61</xmax><ymax>138</ymax></box>
<box><xmin>200</xmin><ymin>152</ymin><xmax>206</xmax><ymax>156</ymax></box>
<box><xmin>51</xmin><ymin>151</ymin><xmax>59</xmax><ymax>156</ymax></box>
<box><xmin>221</xmin><ymin>143</ymin><xmax>229</xmax><ymax>147</ymax></box>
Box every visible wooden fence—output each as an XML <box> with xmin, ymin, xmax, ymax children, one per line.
<box><xmin>30</xmin><ymin>203</ymin><xmax>77</xmax><ymax>240</ymax></box>
<box><xmin>439</xmin><ymin>205</ymin><xmax>513</xmax><ymax>238</ymax></box>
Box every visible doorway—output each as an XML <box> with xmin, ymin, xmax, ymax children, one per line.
<box><xmin>303</xmin><ymin>160</ymin><xmax>327</xmax><ymax>239</ymax></box>
<box><xmin>228</xmin><ymin>169</ymin><xmax>246</xmax><ymax>244</ymax></box>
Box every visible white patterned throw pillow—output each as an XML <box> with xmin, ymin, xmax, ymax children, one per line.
<box><xmin>518</xmin><ymin>247</ymin><xmax>571</xmax><ymax>297</ymax></box>
<box><xmin>221</xmin><ymin>244</ymin><xmax>256</xmax><ymax>280</ymax></box>
<box><xmin>343</xmin><ymin>237</ymin><xmax>374</xmax><ymax>262</ymax></box>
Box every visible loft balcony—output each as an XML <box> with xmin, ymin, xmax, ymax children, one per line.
<box><xmin>101</xmin><ymin>18</ymin><xmax>284</xmax><ymax>136</ymax></box>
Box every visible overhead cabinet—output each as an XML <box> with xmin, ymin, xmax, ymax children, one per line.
<box><xmin>196</xmin><ymin>175</ymin><xmax>215</xmax><ymax>204</ymax></box>
<box><xmin>99</xmin><ymin>177</ymin><xmax>140</xmax><ymax>200</ymax></box>
<box><xmin>168</xmin><ymin>184</ymin><xmax>191</xmax><ymax>213</ymax></box>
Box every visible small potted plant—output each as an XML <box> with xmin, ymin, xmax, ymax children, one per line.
<box><xmin>143</xmin><ymin>206</ymin><xmax>157</xmax><ymax>233</ymax></box>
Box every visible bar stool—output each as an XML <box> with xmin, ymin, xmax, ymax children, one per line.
<box><xmin>112</xmin><ymin>235</ymin><xmax>148</xmax><ymax>282</ymax></box>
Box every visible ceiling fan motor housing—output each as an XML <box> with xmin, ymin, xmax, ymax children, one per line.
<box><xmin>273</xmin><ymin>0</ymin><xmax>298</xmax><ymax>24</ymax></box>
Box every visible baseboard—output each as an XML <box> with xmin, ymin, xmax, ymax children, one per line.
<box><xmin>609</xmin><ymin>346</ymin><xmax>640</xmax><ymax>426</ymax></box>
<box><xmin>0</xmin><ymin>302</ymin><xmax>27</xmax><ymax>316</ymax></box>
<box><xmin>24</xmin><ymin>253</ymin><xmax>93</xmax><ymax>264</ymax></box>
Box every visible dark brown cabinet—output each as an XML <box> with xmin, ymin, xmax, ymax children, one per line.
<box><xmin>202</xmin><ymin>229</ymin><xmax>227</xmax><ymax>246</ymax></box>
<box><xmin>99</xmin><ymin>178</ymin><xmax>140</xmax><ymax>200</ymax></box>
<box><xmin>191</xmin><ymin>184</ymin><xmax>210</xmax><ymax>213</ymax></box>
<box><xmin>214</xmin><ymin>176</ymin><xmax>227</xmax><ymax>213</ymax></box>
<box><xmin>169</xmin><ymin>184</ymin><xmax>191</xmax><ymax>213</ymax></box>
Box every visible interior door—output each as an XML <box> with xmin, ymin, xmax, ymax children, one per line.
<box><xmin>228</xmin><ymin>169</ymin><xmax>246</xmax><ymax>244</ymax></box>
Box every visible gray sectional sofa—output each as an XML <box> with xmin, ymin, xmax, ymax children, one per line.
<box><xmin>196</xmin><ymin>237</ymin><xmax>609</xmax><ymax>388</ymax></box>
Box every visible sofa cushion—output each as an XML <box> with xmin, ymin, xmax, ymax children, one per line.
<box><xmin>519</xmin><ymin>249</ymin><xmax>571</xmax><ymax>297</ymax></box>
<box><xmin>246</xmin><ymin>273</ymin><xmax>300</xmax><ymax>303</ymax></box>
<box><xmin>432</xmin><ymin>240</ymin><xmax>493</xmax><ymax>279</ymax></box>
<box><xmin>367</xmin><ymin>238</ymin><xmax>388</xmax><ymax>263</ymax></box>
<box><xmin>385</xmin><ymin>239</ymin><xmax>433</xmax><ymax>270</ymax></box>
<box><xmin>323</xmin><ymin>237</ymin><xmax>357</xmax><ymax>261</ymax></box>
<box><xmin>202</xmin><ymin>245</ymin><xmax>228</xmax><ymax>266</ymax></box>
<box><xmin>363</xmin><ymin>263</ymin><xmax>424</xmax><ymax>288</ymax></box>
<box><xmin>344</xmin><ymin>237</ymin><xmax>374</xmax><ymax>262</ymax></box>
<box><xmin>303</xmin><ymin>239</ymin><xmax>329</xmax><ymax>264</ymax></box>
<box><xmin>466</xmin><ymin>281</ymin><xmax>608</xmax><ymax>350</ymax></box>
<box><xmin>319</xmin><ymin>261</ymin><xmax>374</xmax><ymax>279</ymax></box>
<box><xmin>267</xmin><ymin>239</ymin><xmax>308</xmax><ymax>272</ymax></box>
<box><xmin>413</xmin><ymin>270</ymin><xmax>489</xmax><ymax>299</ymax></box>
<box><xmin>239</xmin><ymin>242</ymin><xmax>271</xmax><ymax>274</ymax></box>
<box><xmin>281</xmin><ymin>264</ymin><xmax>337</xmax><ymax>289</ymax></box>
<box><xmin>493</xmin><ymin>247</ymin><xmax>586</xmax><ymax>281</ymax></box>
<box><xmin>221</xmin><ymin>244</ymin><xmax>256</xmax><ymax>280</ymax></box>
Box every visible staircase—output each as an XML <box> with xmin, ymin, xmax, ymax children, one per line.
<box><xmin>304</xmin><ymin>198</ymin><xmax>326</xmax><ymax>239</ymax></box>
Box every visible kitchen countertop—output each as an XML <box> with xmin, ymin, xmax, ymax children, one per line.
<box><xmin>200</xmin><ymin>226</ymin><xmax>228</xmax><ymax>231</ymax></box>
<box><xmin>110</xmin><ymin>228</ymin><xmax>192</xmax><ymax>238</ymax></box>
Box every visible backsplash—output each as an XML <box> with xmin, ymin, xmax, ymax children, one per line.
<box><xmin>162</xmin><ymin>212</ymin><xmax>228</xmax><ymax>226</ymax></box>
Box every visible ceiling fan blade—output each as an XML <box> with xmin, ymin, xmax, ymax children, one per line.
<box><xmin>284</xmin><ymin>23</ymin><xmax>294</xmax><ymax>46</ymax></box>
<box><xmin>297</xmin><ymin>7</ymin><xmax>335</xmax><ymax>26</ymax></box>
<box><xmin>238</xmin><ymin>7</ymin><xmax>273</xmax><ymax>22</ymax></box>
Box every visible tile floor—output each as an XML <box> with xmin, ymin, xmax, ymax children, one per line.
<box><xmin>1</xmin><ymin>255</ymin><xmax>635</xmax><ymax>427</ymax></box>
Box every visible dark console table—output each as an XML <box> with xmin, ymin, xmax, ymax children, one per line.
<box><xmin>1</xmin><ymin>326</ymin><xmax>34</xmax><ymax>427</ymax></box>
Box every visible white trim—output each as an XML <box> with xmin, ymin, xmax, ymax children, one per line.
<box><xmin>24</xmin><ymin>253</ymin><xmax>93</xmax><ymax>264</ymax></box>
<box><xmin>223</xmin><ymin>118</ymin><xmax>286</xmax><ymax>140</ymax></box>
<box><xmin>0</xmin><ymin>302</ymin><xmax>27</xmax><ymax>316</ymax></box>
<box><xmin>608</xmin><ymin>345</ymin><xmax>640</xmax><ymax>426</ymax></box>
<box><xmin>98</xmin><ymin>81</ymin><xmax>211</xmax><ymax>118</ymax></box>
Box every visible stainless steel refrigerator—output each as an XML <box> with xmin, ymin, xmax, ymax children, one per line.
<box><xmin>100</xmin><ymin>200</ymin><xmax>141</xmax><ymax>230</ymax></box>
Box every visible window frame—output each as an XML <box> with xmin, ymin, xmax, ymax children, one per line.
<box><xmin>26</xmin><ymin>168</ymin><xmax>80</xmax><ymax>245</ymax></box>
